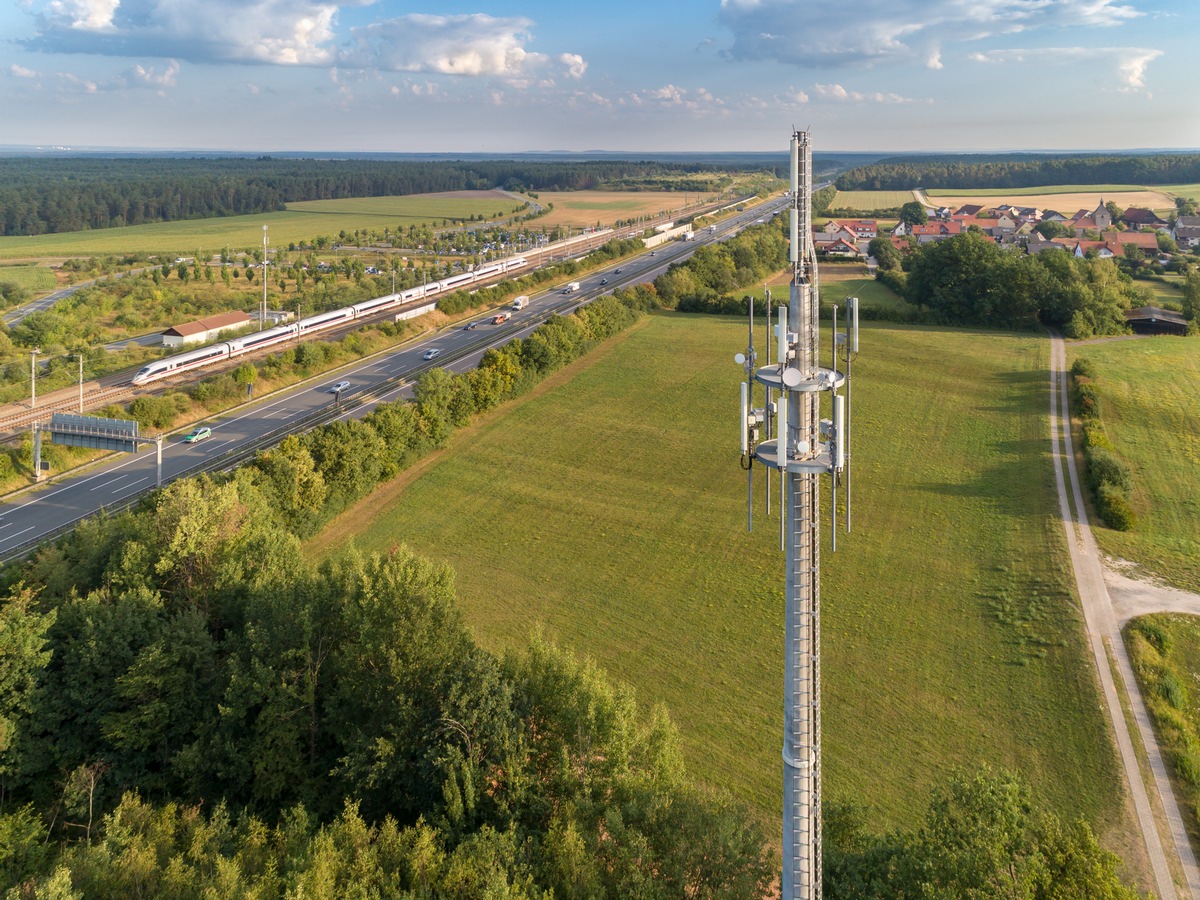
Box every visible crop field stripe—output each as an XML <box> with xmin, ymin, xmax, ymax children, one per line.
<box><xmin>309</xmin><ymin>314</ymin><xmax>1124</xmax><ymax>844</ymax></box>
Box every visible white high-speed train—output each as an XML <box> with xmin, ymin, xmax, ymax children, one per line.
<box><xmin>131</xmin><ymin>256</ymin><xmax>528</xmax><ymax>385</ymax></box>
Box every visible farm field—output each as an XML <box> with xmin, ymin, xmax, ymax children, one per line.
<box><xmin>1068</xmin><ymin>336</ymin><xmax>1200</xmax><ymax>592</ymax></box>
<box><xmin>308</xmin><ymin>314</ymin><xmax>1128</xmax><ymax>856</ymax></box>
<box><xmin>0</xmin><ymin>263</ymin><xmax>57</xmax><ymax>293</ymax></box>
<box><xmin>1161</xmin><ymin>183</ymin><xmax>1200</xmax><ymax>203</ymax></box>
<box><xmin>0</xmin><ymin>190</ymin><xmax>515</xmax><ymax>261</ymax></box>
<box><xmin>923</xmin><ymin>187</ymin><xmax>1176</xmax><ymax>214</ymax></box>
<box><xmin>532</xmin><ymin>190</ymin><xmax>720</xmax><ymax>229</ymax></box>
<box><xmin>830</xmin><ymin>190</ymin><xmax>916</xmax><ymax>209</ymax></box>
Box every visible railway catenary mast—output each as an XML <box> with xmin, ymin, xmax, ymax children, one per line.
<box><xmin>737</xmin><ymin>129</ymin><xmax>855</xmax><ymax>900</ymax></box>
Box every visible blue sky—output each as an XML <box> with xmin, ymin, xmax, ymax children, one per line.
<box><xmin>2</xmin><ymin>0</ymin><xmax>1197</xmax><ymax>153</ymax></box>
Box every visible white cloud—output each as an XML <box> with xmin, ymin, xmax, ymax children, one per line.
<box><xmin>340</xmin><ymin>14</ymin><xmax>549</xmax><ymax>77</ymax></box>
<box><xmin>45</xmin><ymin>0</ymin><xmax>120</xmax><ymax>31</ymax></box>
<box><xmin>120</xmin><ymin>59</ymin><xmax>179</xmax><ymax>88</ymax></box>
<box><xmin>811</xmin><ymin>82</ymin><xmax>916</xmax><ymax>104</ymax></box>
<box><xmin>717</xmin><ymin>0</ymin><xmax>1141</xmax><ymax>69</ymax></box>
<box><xmin>26</xmin><ymin>0</ymin><xmax>340</xmax><ymax>66</ymax></box>
<box><xmin>10</xmin><ymin>64</ymin><xmax>40</xmax><ymax>78</ymax></box>
<box><xmin>559</xmin><ymin>53</ymin><xmax>587</xmax><ymax>79</ymax></box>
<box><xmin>970</xmin><ymin>45</ymin><xmax>1162</xmax><ymax>91</ymax></box>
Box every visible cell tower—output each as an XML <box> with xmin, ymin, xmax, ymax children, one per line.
<box><xmin>735</xmin><ymin>129</ymin><xmax>857</xmax><ymax>900</ymax></box>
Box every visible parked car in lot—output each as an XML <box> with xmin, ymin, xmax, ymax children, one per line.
<box><xmin>329</xmin><ymin>380</ymin><xmax>351</xmax><ymax>393</ymax></box>
<box><xmin>423</xmin><ymin>348</ymin><xmax>442</xmax><ymax>360</ymax></box>
<box><xmin>183</xmin><ymin>426</ymin><xmax>212</xmax><ymax>443</ymax></box>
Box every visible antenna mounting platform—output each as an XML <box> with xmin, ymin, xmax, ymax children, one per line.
<box><xmin>754</xmin><ymin>363</ymin><xmax>845</xmax><ymax>393</ymax></box>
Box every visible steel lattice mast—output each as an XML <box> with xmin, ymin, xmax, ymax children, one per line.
<box><xmin>737</xmin><ymin>129</ymin><xmax>856</xmax><ymax>900</ymax></box>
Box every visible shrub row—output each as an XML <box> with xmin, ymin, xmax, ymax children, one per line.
<box><xmin>1071</xmin><ymin>357</ymin><xmax>1136</xmax><ymax>530</ymax></box>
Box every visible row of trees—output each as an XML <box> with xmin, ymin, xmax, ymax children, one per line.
<box><xmin>0</xmin><ymin>158</ymin><xmax>746</xmax><ymax>236</ymax></box>
<box><xmin>876</xmin><ymin>232</ymin><xmax>1153</xmax><ymax>337</ymax></box>
<box><xmin>836</xmin><ymin>153</ymin><xmax>1200</xmax><ymax>191</ymax></box>
<box><xmin>653</xmin><ymin>222</ymin><xmax>788</xmax><ymax>307</ymax></box>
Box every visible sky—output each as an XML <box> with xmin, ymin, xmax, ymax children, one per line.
<box><xmin>2</xmin><ymin>0</ymin><xmax>1198</xmax><ymax>154</ymax></box>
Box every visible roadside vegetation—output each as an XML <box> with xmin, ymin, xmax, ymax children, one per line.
<box><xmin>1065</xmin><ymin>337</ymin><xmax>1200</xmax><ymax>592</ymax></box>
<box><xmin>1126</xmin><ymin>615</ymin><xmax>1200</xmax><ymax>850</ymax></box>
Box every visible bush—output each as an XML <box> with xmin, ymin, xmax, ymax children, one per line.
<box><xmin>1080</xmin><ymin>420</ymin><xmax>1111</xmax><ymax>451</ymax></box>
<box><xmin>1074</xmin><ymin>382</ymin><xmax>1100</xmax><ymax>419</ymax></box>
<box><xmin>1096</xmin><ymin>482</ymin><xmax>1136</xmax><ymax>530</ymax></box>
<box><xmin>1086</xmin><ymin>447</ymin><xmax>1132</xmax><ymax>495</ymax></box>
<box><xmin>1070</xmin><ymin>357</ymin><xmax>1096</xmax><ymax>379</ymax></box>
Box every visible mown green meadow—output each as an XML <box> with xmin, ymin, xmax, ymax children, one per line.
<box><xmin>0</xmin><ymin>191</ymin><xmax>513</xmax><ymax>260</ymax></box>
<box><xmin>830</xmin><ymin>190</ymin><xmax>915</xmax><ymax>209</ymax></box>
<box><xmin>309</xmin><ymin>313</ymin><xmax>1125</xmax><ymax>847</ymax></box>
<box><xmin>1068</xmin><ymin>336</ymin><xmax>1200</xmax><ymax>592</ymax></box>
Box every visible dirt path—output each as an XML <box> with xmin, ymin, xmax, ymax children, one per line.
<box><xmin>1106</xmin><ymin>563</ymin><xmax>1200</xmax><ymax>624</ymax></box>
<box><xmin>1050</xmin><ymin>332</ymin><xmax>1200</xmax><ymax>899</ymax></box>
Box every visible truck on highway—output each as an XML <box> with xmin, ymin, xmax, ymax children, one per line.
<box><xmin>562</xmin><ymin>281</ymin><xmax>580</xmax><ymax>294</ymax></box>
<box><xmin>512</xmin><ymin>295</ymin><xmax>529</xmax><ymax>310</ymax></box>
<box><xmin>491</xmin><ymin>311</ymin><xmax>512</xmax><ymax>325</ymax></box>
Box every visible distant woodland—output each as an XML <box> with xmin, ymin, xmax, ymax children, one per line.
<box><xmin>0</xmin><ymin>158</ymin><xmax>737</xmax><ymax>237</ymax></box>
<box><xmin>836</xmin><ymin>153</ymin><xmax>1200</xmax><ymax>191</ymax></box>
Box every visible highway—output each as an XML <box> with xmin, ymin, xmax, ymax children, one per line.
<box><xmin>0</xmin><ymin>196</ymin><xmax>787</xmax><ymax>562</ymax></box>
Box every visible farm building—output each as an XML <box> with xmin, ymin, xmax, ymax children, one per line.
<box><xmin>1124</xmin><ymin>306</ymin><xmax>1188</xmax><ymax>336</ymax></box>
<box><xmin>162</xmin><ymin>311</ymin><xmax>252</xmax><ymax>348</ymax></box>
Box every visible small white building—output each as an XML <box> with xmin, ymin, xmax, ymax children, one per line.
<box><xmin>161</xmin><ymin>311</ymin><xmax>252</xmax><ymax>348</ymax></box>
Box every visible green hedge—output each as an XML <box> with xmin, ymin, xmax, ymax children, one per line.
<box><xmin>1071</xmin><ymin>359</ymin><xmax>1137</xmax><ymax>530</ymax></box>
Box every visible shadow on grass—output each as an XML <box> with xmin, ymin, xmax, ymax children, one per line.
<box><xmin>917</xmin><ymin>437</ymin><xmax>1051</xmax><ymax>523</ymax></box>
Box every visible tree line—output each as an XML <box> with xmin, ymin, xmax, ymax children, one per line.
<box><xmin>836</xmin><ymin>153</ymin><xmax>1200</xmax><ymax>191</ymax></box>
<box><xmin>0</xmin><ymin>158</ymin><xmax>745</xmax><ymax>237</ymax></box>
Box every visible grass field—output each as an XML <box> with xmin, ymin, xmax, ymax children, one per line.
<box><xmin>924</xmin><ymin>188</ymin><xmax>1176</xmax><ymax>214</ymax></box>
<box><xmin>830</xmin><ymin>190</ymin><xmax>916</xmax><ymax>210</ymax></box>
<box><xmin>0</xmin><ymin>263</ymin><xmax>58</xmax><ymax>293</ymax></box>
<box><xmin>0</xmin><ymin>191</ymin><xmax>515</xmax><ymax>261</ymax></box>
<box><xmin>307</xmin><ymin>315</ymin><xmax>1124</xmax><ymax>851</ymax></box>
<box><xmin>1161</xmin><ymin>184</ymin><xmax>1200</xmax><ymax>204</ymax></box>
<box><xmin>532</xmin><ymin>191</ymin><xmax>720</xmax><ymax>229</ymax></box>
<box><xmin>1133</xmin><ymin>275</ymin><xmax>1186</xmax><ymax>307</ymax></box>
<box><xmin>1068</xmin><ymin>336</ymin><xmax>1200</xmax><ymax>592</ymax></box>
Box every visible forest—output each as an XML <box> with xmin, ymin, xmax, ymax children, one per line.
<box><xmin>0</xmin><ymin>158</ymin><xmax>743</xmax><ymax>237</ymax></box>
<box><xmin>835</xmin><ymin>152</ymin><xmax>1200</xmax><ymax>191</ymax></box>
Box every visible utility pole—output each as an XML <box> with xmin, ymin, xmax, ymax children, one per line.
<box><xmin>261</xmin><ymin>224</ymin><xmax>269</xmax><ymax>330</ymax></box>
<box><xmin>30</xmin><ymin>348</ymin><xmax>39</xmax><ymax>409</ymax></box>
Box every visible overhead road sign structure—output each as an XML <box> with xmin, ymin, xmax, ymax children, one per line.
<box><xmin>48</xmin><ymin>413</ymin><xmax>139</xmax><ymax>452</ymax></box>
<box><xmin>35</xmin><ymin>413</ymin><xmax>163</xmax><ymax>487</ymax></box>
